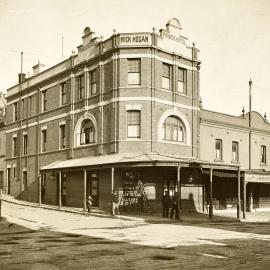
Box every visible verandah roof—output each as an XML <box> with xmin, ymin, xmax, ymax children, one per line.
<box><xmin>40</xmin><ymin>153</ymin><xmax>240</xmax><ymax>171</ymax></box>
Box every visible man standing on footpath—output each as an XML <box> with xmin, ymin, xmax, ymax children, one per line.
<box><xmin>162</xmin><ymin>190</ymin><xmax>170</xmax><ymax>218</ymax></box>
<box><xmin>112</xmin><ymin>189</ymin><xmax>120</xmax><ymax>216</ymax></box>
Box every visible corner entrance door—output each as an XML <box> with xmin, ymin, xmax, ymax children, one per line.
<box><xmin>87</xmin><ymin>172</ymin><xmax>99</xmax><ymax>207</ymax></box>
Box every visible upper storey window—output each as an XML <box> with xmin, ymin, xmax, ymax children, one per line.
<box><xmin>127</xmin><ymin>110</ymin><xmax>141</xmax><ymax>138</ymax></box>
<box><xmin>90</xmin><ymin>69</ymin><xmax>97</xmax><ymax>95</ymax></box>
<box><xmin>42</xmin><ymin>90</ymin><xmax>47</xmax><ymax>112</ymax></box>
<box><xmin>13</xmin><ymin>102</ymin><xmax>18</xmax><ymax>121</ymax></box>
<box><xmin>177</xmin><ymin>68</ymin><xmax>186</xmax><ymax>93</ymax></box>
<box><xmin>80</xmin><ymin>119</ymin><xmax>95</xmax><ymax>145</ymax></box>
<box><xmin>215</xmin><ymin>139</ymin><xmax>223</xmax><ymax>160</ymax></box>
<box><xmin>128</xmin><ymin>59</ymin><xmax>141</xmax><ymax>85</ymax></box>
<box><xmin>77</xmin><ymin>75</ymin><xmax>85</xmax><ymax>100</ymax></box>
<box><xmin>60</xmin><ymin>82</ymin><xmax>67</xmax><ymax>105</ymax></box>
<box><xmin>162</xmin><ymin>116</ymin><xmax>184</xmax><ymax>142</ymax></box>
<box><xmin>232</xmin><ymin>141</ymin><xmax>239</xmax><ymax>162</ymax></box>
<box><xmin>162</xmin><ymin>63</ymin><xmax>172</xmax><ymax>90</ymax></box>
<box><xmin>261</xmin><ymin>145</ymin><xmax>267</xmax><ymax>164</ymax></box>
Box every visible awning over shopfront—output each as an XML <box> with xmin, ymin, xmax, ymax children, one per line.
<box><xmin>40</xmin><ymin>152</ymin><xmax>240</xmax><ymax>171</ymax></box>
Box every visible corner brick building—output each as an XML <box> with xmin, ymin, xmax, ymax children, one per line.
<box><xmin>4</xmin><ymin>18</ymin><xmax>270</xmax><ymax>217</ymax></box>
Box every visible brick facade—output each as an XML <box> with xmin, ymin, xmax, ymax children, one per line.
<box><xmin>5</xmin><ymin>18</ymin><xmax>270</xmax><ymax>214</ymax></box>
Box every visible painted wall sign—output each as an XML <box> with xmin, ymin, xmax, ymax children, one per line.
<box><xmin>163</xmin><ymin>32</ymin><xmax>186</xmax><ymax>44</ymax></box>
<box><xmin>119</xmin><ymin>34</ymin><xmax>151</xmax><ymax>46</ymax></box>
<box><xmin>245</xmin><ymin>174</ymin><xmax>270</xmax><ymax>183</ymax></box>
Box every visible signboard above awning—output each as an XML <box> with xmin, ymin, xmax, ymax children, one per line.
<box><xmin>245</xmin><ymin>173</ymin><xmax>270</xmax><ymax>183</ymax></box>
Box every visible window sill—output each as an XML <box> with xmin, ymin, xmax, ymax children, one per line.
<box><xmin>176</xmin><ymin>92</ymin><xmax>187</xmax><ymax>96</ymax></box>
<box><xmin>160</xmin><ymin>140</ymin><xmax>187</xmax><ymax>146</ymax></box>
<box><xmin>126</xmin><ymin>138</ymin><xmax>141</xmax><ymax>141</ymax></box>
<box><xmin>214</xmin><ymin>159</ymin><xmax>224</xmax><ymax>163</ymax></box>
<box><xmin>260</xmin><ymin>163</ymin><xmax>268</xmax><ymax>166</ymax></box>
<box><xmin>126</xmin><ymin>85</ymin><xmax>141</xmax><ymax>88</ymax></box>
<box><xmin>231</xmin><ymin>160</ymin><xmax>240</xmax><ymax>164</ymax></box>
<box><xmin>75</xmin><ymin>143</ymin><xmax>96</xmax><ymax>149</ymax></box>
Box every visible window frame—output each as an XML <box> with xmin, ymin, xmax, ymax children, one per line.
<box><xmin>261</xmin><ymin>145</ymin><xmax>267</xmax><ymax>164</ymax></box>
<box><xmin>127</xmin><ymin>59</ymin><xmax>141</xmax><ymax>86</ymax></box>
<box><xmin>90</xmin><ymin>69</ymin><xmax>97</xmax><ymax>95</ymax></box>
<box><xmin>21</xmin><ymin>99</ymin><xmax>25</xmax><ymax>119</ymax></box>
<box><xmin>80</xmin><ymin>119</ymin><xmax>95</xmax><ymax>145</ymax></box>
<box><xmin>13</xmin><ymin>102</ymin><xmax>18</xmax><ymax>121</ymax></box>
<box><xmin>127</xmin><ymin>110</ymin><xmax>141</xmax><ymax>139</ymax></box>
<box><xmin>232</xmin><ymin>141</ymin><xmax>239</xmax><ymax>162</ymax></box>
<box><xmin>177</xmin><ymin>67</ymin><xmax>186</xmax><ymax>93</ymax></box>
<box><xmin>78</xmin><ymin>75</ymin><xmax>85</xmax><ymax>100</ymax></box>
<box><xmin>41</xmin><ymin>129</ymin><xmax>47</xmax><ymax>152</ymax></box>
<box><xmin>12</xmin><ymin>136</ymin><xmax>17</xmax><ymax>157</ymax></box>
<box><xmin>161</xmin><ymin>116</ymin><xmax>185</xmax><ymax>143</ymax></box>
<box><xmin>162</xmin><ymin>63</ymin><xmax>172</xmax><ymax>90</ymax></box>
<box><xmin>60</xmin><ymin>82</ymin><xmax>67</xmax><ymax>106</ymax></box>
<box><xmin>23</xmin><ymin>134</ymin><xmax>28</xmax><ymax>155</ymax></box>
<box><xmin>29</xmin><ymin>96</ymin><xmax>32</xmax><ymax>116</ymax></box>
<box><xmin>42</xmin><ymin>90</ymin><xmax>47</xmax><ymax>112</ymax></box>
<box><xmin>215</xmin><ymin>139</ymin><xmax>223</xmax><ymax>160</ymax></box>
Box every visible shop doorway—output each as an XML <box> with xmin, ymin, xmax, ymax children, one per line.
<box><xmin>87</xmin><ymin>172</ymin><xmax>99</xmax><ymax>207</ymax></box>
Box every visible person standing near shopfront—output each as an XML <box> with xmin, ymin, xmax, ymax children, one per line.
<box><xmin>162</xmin><ymin>190</ymin><xmax>170</xmax><ymax>218</ymax></box>
<box><xmin>112</xmin><ymin>190</ymin><xmax>120</xmax><ymax>216</ymax></box>
<box><xmin>87</xmin><ymin>196</ymin><xmax>93</xmax><ymax>214</ymax></box>
<box><xmin>170</xmin><ymin>194</ymin><xmax>179</xmax><ymax>219</ymax></box>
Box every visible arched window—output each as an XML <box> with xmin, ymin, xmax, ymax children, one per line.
<box><xmin>80</xmin><ymin>119</ymin><xmax>95</xmax><ymax>145</ymax></box>
<box><xmin>162</xmin><ymin>116</ymin><xmax>184</xmax><ymax>142</ymax></box>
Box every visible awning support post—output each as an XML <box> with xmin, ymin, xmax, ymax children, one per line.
<box><xmin>83</xmin><ymin>169</ymin><xmax>87</xmax><ymax>212</ymax></box>
<box><xmin>111</xmin><ymin>167</ymin><xmax>114</xmax><ymax>215</ymax></box>
<box><xmin>58</xmin><ymin>171</ymin><xmax>62</xmax><ymax>209</ymax></box>
<box><xmin>177</xmin><ymin>164</ymin><xmax>181</xmax><ymax>221</ymax></box>
<box><xmin>38</xmin><ymin>172</ymin><xmax>42</xmax><ymax>206</ymax></box>
<box><xmin>243</xmin><ymin>177</ymin><xmax>246</xmax><ymax>219</ymax></box>
<box><xmin>237</xmin><ymin>169</ymin><xmax>241</xmax><ymax>220</ymax></box>
<box><xmin>209</xmin><ymin>168</ymin><xmax>213</xmax><ymax>219</ymax></box>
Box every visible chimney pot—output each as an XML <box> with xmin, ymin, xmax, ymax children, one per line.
<box><xmin>18</xmin><ymin>73</ymin><xmax>26</xmax><ymax>83</ymax></box>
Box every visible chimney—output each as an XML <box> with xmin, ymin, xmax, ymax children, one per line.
<box><xmin>18</xmin><ymin>73</ymin><xmax>26</xmax><ymax>83</ymax></box>
<box><xmin>32</xmin><ymin>61</ymin><xmax>45</xmax><ymax>76</ymax></box>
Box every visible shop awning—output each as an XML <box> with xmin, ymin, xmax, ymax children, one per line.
<box><xmin>40</xmin><ymin>153</ymin><xmax>239</xmax><ymax>171</ymax></box>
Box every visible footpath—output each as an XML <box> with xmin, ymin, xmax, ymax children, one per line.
<box><xmin>2</xmin><ymin>193</ymin><xmax>270</xmax><ymax>224</ymax></box>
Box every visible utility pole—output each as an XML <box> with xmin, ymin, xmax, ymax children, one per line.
<box><xmin>248</xmin><ymin>79</ymin><xmax>252</xmax><ymax>170</ymax></box>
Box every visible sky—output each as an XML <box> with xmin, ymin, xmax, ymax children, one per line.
<box><xmin>0</xmin><ymin>0</ymin><xmax>270</xmax><ymax>117</ymax></box>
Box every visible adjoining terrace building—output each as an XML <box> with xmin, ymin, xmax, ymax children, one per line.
<box><xmin>4</xmin><ymin>18</ymin><xmax>270</xmax><ymax>218</ymax></box>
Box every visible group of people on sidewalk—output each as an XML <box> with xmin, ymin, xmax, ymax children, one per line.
<box><xmin>86</xmin><ymin>190</ymin><xmax>120</xmax><ymax>216</ymax></box>
<box><xmin>162</xmin><ymin>191</ymin><xmax>179</xmax><ymax>219</ymax></box>
<box><xmin>87</xmin><ymin>189</ymin><xmax>179</xmax><ymax>219</ymax></box>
